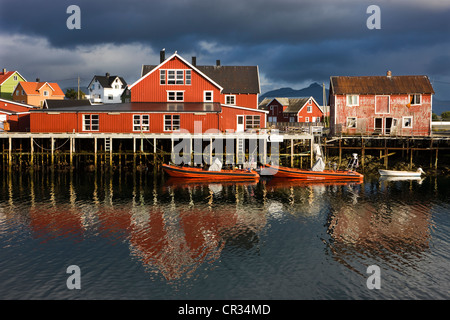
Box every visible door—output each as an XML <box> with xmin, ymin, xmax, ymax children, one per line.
<box><xmin>385</xmin><ymin>118</ymin><xmax>392</xmax><ymax>135</ymax></box>
<box><xmin>236</xmin><ymin>115</ymin><xmax>244</xmax><ymax>132</ymax></box>
<box><xmin>374</xmin><ymin>118</ymin><xmax>383</xmax><ymax>135</ymax></box>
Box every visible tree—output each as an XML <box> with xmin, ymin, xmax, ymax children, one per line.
<box><xmin>65</xmin><ymin>88</ymin><xmax>86</xmax><ymax>100</ymax></box>
<box><xmin>432</xmin><ymin>113</ymin><xmax>439</xmax><ymax>120</ymax></box>
<box><xmin>441</xmin><ymin>111</ymin><xmax>450</xmax><ymax>120</ymax></box>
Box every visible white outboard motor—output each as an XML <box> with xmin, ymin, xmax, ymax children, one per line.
<box><xmin>347</xmin><ymin>153</ymin><xmax>359</xmax><ymax>171</ymax></box>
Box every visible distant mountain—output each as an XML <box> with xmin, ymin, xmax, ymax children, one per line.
<box><xmin>433</xmin><ymin>99</ymin><xmax>450</xmax><ymax>116</ymax></box>
<box><xmin>259</xmin><ymin>82</ymin><xmax>329</xmax><ymax>106</ymax></box>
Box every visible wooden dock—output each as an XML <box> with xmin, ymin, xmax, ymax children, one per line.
<box><xmin>0</xmin><ymin>131</ymin><xmax>315</xmax><ymax>171</ymax></box>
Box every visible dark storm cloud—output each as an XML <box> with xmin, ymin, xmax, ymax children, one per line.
<box><xmin>1</xmin><ymin>0</ymin><xmax>450</xmax><ymax>98</ymax></box>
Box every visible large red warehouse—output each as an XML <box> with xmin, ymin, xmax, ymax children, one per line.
<box><xmin>329</xmin><ymin>72</ymin><xmax>434</xmax><ymax>136</ymax></box>
<box><xmin>30</xmin><ymin>52</ymin><xmax>267</xmax><ymax>133</ymax></box>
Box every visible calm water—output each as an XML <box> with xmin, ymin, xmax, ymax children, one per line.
<box><xmin>0</xmin><ymin>170</ymin><xmax>449</xmax><ymax>300</ymax></box>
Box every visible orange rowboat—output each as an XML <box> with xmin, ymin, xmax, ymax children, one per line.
<box><xmin>262</xmin><ymin>164</ymin><xmax>364</xmax><ymax>181</ymax></box>
<box><xmin>162</xmin><ymin>164</ymin><xmax>259</xmax><ymax>180</ymax></box>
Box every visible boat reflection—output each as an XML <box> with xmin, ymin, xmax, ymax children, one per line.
<box><xmin>25</xmin><ymin>177</ymin><xmax>266</xmax><ymax>281</ymax></box>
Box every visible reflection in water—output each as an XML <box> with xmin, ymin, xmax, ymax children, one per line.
<box><xmin>325</xmin><ymin>178</ymin><xmax>433</xmax><ymax>275</ymax></box>
<box><xmin>0</xmin><ymin>171</ymin><xmax>441</xmax><ymax>291</ymax></box>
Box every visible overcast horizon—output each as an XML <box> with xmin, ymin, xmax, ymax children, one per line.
<box><xmin>1</xmin><ymin>0</ymin><xmax>450</xmax><ymax>101</ymax></box>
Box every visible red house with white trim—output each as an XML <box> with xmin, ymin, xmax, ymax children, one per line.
<box><xmin>30</xmin><ymin>51</ymin><xmax>266</xmax><ymax>133</ymax></box>
<box><xmin>0</xmin><ymin>98</ymin><xmax>36</xmax><ymax>132</ymax></box>
<box><xmin>259</xmin><ymin>97</ymin><xmax>324</xmax><ymax>124</ymax></box>
<box><xmin>329</xmin><ymin>71</ymin><xmax>434</xmax><ymax>136</ymax></box>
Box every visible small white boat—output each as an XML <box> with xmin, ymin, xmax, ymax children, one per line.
<box><xmin>378</xmin><ymin>168</ymin><xmax>425</xmax><ymax>177</ymax></box>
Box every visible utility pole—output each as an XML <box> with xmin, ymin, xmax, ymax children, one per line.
<box><xmin>77</xmin><ymin>76</ymin><xmax>80</xmax><ymax>100</ymax></box>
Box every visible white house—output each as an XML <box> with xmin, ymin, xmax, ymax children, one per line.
<box><xmin>87</xmin><ymin>73</ymin><xmax>127</xmax><ymax>104</ymax></box>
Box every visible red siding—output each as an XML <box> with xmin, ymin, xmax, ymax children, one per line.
<box><xmin>331</xmin><ymin>94</ymin><xmax>432</xmax><ymax>136</ymax></box>
<box><xmin>131</xmin><ymin>57</ymin><xmax>221</xmax><ymax>103</ymax></box>
<box><xmin>221</xmin><ymin>106</ymin><xmax>267</xmax><ymax>131</ymax></box>
<box><xmin>296</xmin><ymin>100</ymin><xmax>323</xmax><ymax>123</ymax></box>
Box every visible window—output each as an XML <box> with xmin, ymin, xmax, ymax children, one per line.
<box><xmin>346</xmin><ymin>95</ymin><xmax>359</xmax><ymax>106</ymax></box>
<box><xmin>167</xmin><ymin>91</ymin><xmax>184</xmax><ymax>101</ymax></box>
<box><xmin>312</xmin><ymin>117</ymin><xmax>316</xmax><ymax>122</ymax></box>
<box><xmin>185</xmin><ymin>70</ymin><xmax>191</xmax><ymax>85</ymax></box>
<box><xmin>246</xmin><ymin>115</ymin><xmax>260</xmax><ymax>129</ymax></box>
<box><xmin>164</xmin><ymin>115</ymin><xmax>180</xmax><ymax>131</ymax></box>
<box><xmin>307</xmin><ymin>105</ymin><xmax>312</xmax><ymax>113</ymax></box>
<box><xmin>13</xmin><ymin>75</ymin><xmax>17</xmax><ymax>81</ymax></box>
<box><xmin>161</xmin><ymin>69</ymin><xmax>191</xmax><ymax>85</ymax></box>
<box><xmin>108</xmin><ymin>95</ymin><xmax>113</xmax><ymax>100</ymax></box>
<box><xmin>204</xmin><ymin>91</ymin><xmax>213</xmax><ymax>102</ymax></box>
<box><xmin>133</xmin><ymin>114</ymin><xmax>150</xmax><ymax>131</ymax></box>
<box><xmin>268</xmin><ymin>116</ymin><xmax>277</xmax><ymax>122</ymax></box>
<box><xmin>305</xmin><ymin>117</ymin><xmax>310</xmax><ymax>122</ymax></box>
<box><xmin>43</xmin><ymin>91</ymin><xmax>49</xmax><ymax>96</ymax></box>
<box><xmin>290</xmin><ymin>117</ymin><xmax>295</xmax><ymax>122</ymax></box>
<box><xmin>410</xmin><ymin>94</ymin><xmax>421</xmax><ymax>105</ymax></box>
<box><xmin>160</xmin><ymin>70</ymin><xmax>166</xmax><ymax>85</ymax></box>
<box><xmin>225</xmin><ymin>95</ymin><xmax>236</xmax><ymax>105</ymax></box>
<box><xmin>176</xmin><ymin>70</ymin><xmax>184</xmax><ymax>84</ymax></box>
<box><xmin>83</xmin><ymin>114</ymin><xmax>99</xmax><ymax>131</ymax></box>
<box><xmin>167</xmin><ymin>70</ymin><xmax>176</xmax><ymax>84</ymax></box>
<box><xmin>347</xmin><ymin>117</ymin><xmax>357</xmax><ymax>128</ymax></box>
<box><xmin>403</xmin><ymin>116</ymin><xmax>413</xmax><ymax>128</ymax></box>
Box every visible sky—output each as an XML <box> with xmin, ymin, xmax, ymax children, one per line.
<box><xmin>1</xmin><ymin>0</ymin><xmax>450</xmax><ymax>100</ymax></box>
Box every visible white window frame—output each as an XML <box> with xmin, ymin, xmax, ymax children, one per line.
<box><xmin>307</xmin><ymin>105</ymin><xmax>312</xmax><ymax>113</ymax></box>
<box><xmin>347</xmin><ymin>117</ymin><xmax>357</xmax><ymax>128</ymax></box>
<box><xmin>402</xmin><ymin>116</ymin><xmax>413</xmax><ymax>129</ymax></box>
<box><xmin>346</xmin><ymin>94</ymin><xmax>359</xmax><ymax>106</ymax></box>
<box><xmin>83</xmin><ymin>114</ymin><xmax>99</xmax><ymax>131</ymax></box>
<box><xmin>204</xmin><ymin>90</ymin><xmax>213</xmax><ymax>102</ymax></box>
<box><xmin>185</xmin><ymin>70</ymin><xmax>191</xmax><ymax>85</ymax></box>
<box><xmin>133</xmin><ymin>114</ymin><xmax>150</xmax><ymax>132</ymax></box>
<box><xmin>164</xmin><ymin>114</ymin><xmax>181</xmax><ymax>131</ymax></box>
<box><xmin>167</xmin><ymin>91</ymin><xmax>184</xmax><ymax>102</ymax></box>
<box><xmin>13</xmin><ymin>75</ymin><xmax>17</xmax><ymax>81</ymax></box>
<box><xmin>225</xmin><ymin>95</ymin><xmax>236</xmax><ymax>105</ymax></box>
<box><xmin>409</xmin><ymin>94</ymin><xmax>421</xmax><ymax>105</ymax></box>
<box><xmin>160</xmin><ymin>70</ymin><xmax>166</xmax><ymax>85</ymax></box>
<box><xmin>43</xmin><ymin>90</ymin><xmax>49</xmax><ymax>96</ymax></box>
<box><xmin>305</xmin><ymin>117</ymin><xmax>310</xmax><ymax>123</ymax></box>
<box><xmin>245</xmin><ymin>115</ymin><xmax>261</xmax><ymax>129</ymax></box>
<box><xmin>375</xmin><ymin>95</ymin><xmax>390</xmax><ymax>114</ymax></box>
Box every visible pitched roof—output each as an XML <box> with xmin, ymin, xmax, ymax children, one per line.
<box><xmin>89</xmin><ymin>74</ymin><xmax>127</xmax><ymax>89</ymax></box>
<box><xmin>283</xmin><ymin>98</ymin><xmax>311</xmax><ymax>113</ymax></box>
<box><xmin>19</xmin><ymin>82</ymin><xmax>65</xmax><ymax>96</ymax></box>
<box><xmin>140</xmin><ymin>55</ymin><xmax>260</xmax><ymax>94</ymax></box>
<box><xmin>330</xmin><ymin>75</ymin><xmax>435</xmax><ymax>95</ymax></box>
<box><xmin>0</xmin><ymin>70</ymin><xmax>26</xmax><ymax>85</ymax></box>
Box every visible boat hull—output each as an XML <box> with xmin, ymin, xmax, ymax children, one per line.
<box><xmin>162</xmin><ymin>164</ymin><xmax>259</xmax><ymax>180</ymax></box>
<box><xmin>263</xmin><ymin>164</ymin><xmax>364</xmax><ymax>180</ymax></box>
<box><xmin>378</xmin><ymin>169</ymin><xmax>422</xmax><ymax>177</ymax></box>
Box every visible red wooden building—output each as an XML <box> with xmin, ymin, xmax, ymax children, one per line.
<box><xmin>30</xmin><ymin>52</ymin><xmax>266</xmax><ymax>134</ymax></box>
<box><xmin>0</xmin><ymin>98</ymin><xmax>36</xmax><ymax>132</ymax></box>
<box><xmin>329</xmin><ymin>72</ymin><xmax>434</xmax><ymax>136</ymax></box>
<box><xmin>259</xmin><ymin>97</ymin><xmax>324</xmax><ymax>123</ymax></box>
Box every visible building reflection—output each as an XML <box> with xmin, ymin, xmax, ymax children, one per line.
<box><xmin>325</xmin><ymin>179</ymin><xmax>433</xmax><ymax>274</ymax></box>
<box><xmin>23</xmin><ymin>174</ymin><xmax>266</xmax><ymax>281</ymax></box>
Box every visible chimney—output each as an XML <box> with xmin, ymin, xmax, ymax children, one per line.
<box><xmin>36</xmin><ymin>78</ymin><xmax>40</xmax><ymax>82</ymax></box>
<box><xmin>387</xmin><ymin>70</ymin><xmax>392</xmax><ymax>77</ymax></box>
<box><xmin>192</xmin><ymin>56</ymin><xmax>196</xmax><ymax>66</ymax></box>
<box><xmin>106</xmin><ymin>72</ymin><xmax>110</xmax><ymax>78</ymax></box>
<box><xmin>2</xmin><ymin>68</ymin><xmax>5</xmax><ymax>74</ymax></box>
<box><xmin>160</xmin><ymin>49</ymin><xmax>165</xmax><ymax>63</ymax></box>
<box><xmin>216</xmin><ymin>60</ymin><xmax>221</xmax><ymax>66</ymax></box>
